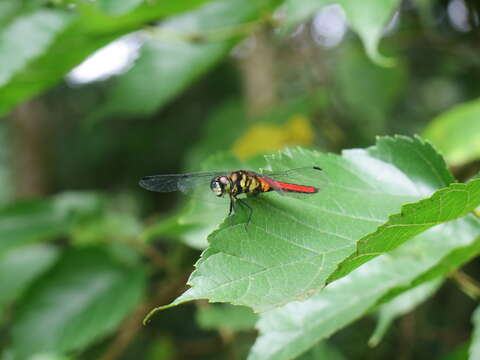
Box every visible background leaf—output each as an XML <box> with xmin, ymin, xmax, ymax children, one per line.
<box><xmin>424</xmin><ymin>98</ymin><xmax>480</xmax><ymax>166</ymax></box>
<box><xmin>11</xmin><ymin>246</ymin><xmax>146</xmax><ymax>359</ymax></box>
<box><xmin>196</xmin><ymin>304</ymin><xmax>258</xmax><ymax>332</ymax></box>
<box><xmin>284</xmin><ymin>0</ymin><xmax>399</xmax><ymax>64</ymax></box>
<box><xmin>0</xmin><ymin>9</ymin><xmax>72</xmax><ymax>90</ymax></box>
<box><xmin>368</xmin><ymin>278</ymin><xmax>443</xmax><ymax>347</ymax></box>
<box><xmin>0</xmin><ymin>0</ymin><xmax>211</xmax><ymax>115</ymax></box>
<box><xmin>0</xmin><ymin>244</ymin><xmax>59</xmax><ymax>322</ymax></box>
<box><xmin>297</xmin><ymin>342</ymin><xmax>345</xmax><ymax>360</ymax></box>
<box><xmin>336</xmin><ymin>0</ymin><xmax>398</xmax><ymax>65</ymax></box>
<box><xmin>92</xmin><ymin>0</ymin><xmax>281</xmax><ymax>120</ymax></box>
<box><xmin>333</xmin><ymin>43</ymin><xmax>405</xmax><ymax>138</ymax></box>
<box><xmin>470</xmin><ymin>306</ymin><xmax>480</xmax><ymax>360</ymax></box>
<box><xmin>0</xmin><ymin>192</ymin><xmax>103</xmax><ymax>254</ymax></box>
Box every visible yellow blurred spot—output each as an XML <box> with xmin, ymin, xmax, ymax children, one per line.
<box><xmin>232</xmin><ymin>114</ymin><xmax>314</xmax><ymax>159</ymax></box>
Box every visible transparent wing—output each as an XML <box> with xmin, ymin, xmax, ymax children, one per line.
<box><xmin>139</xmin><ymin>171</ymin><xmax>228</xmax><ymax>193</ymax></box>
<box><xmin>259</xmin><ymin>166</ymin><xmax>329</xmax><ymax>195</ymax></box>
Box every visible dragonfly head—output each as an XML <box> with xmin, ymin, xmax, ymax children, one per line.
<box><xmin>210</xmin><ymin>176</ymin><xmax>230</xmax><ymax>197</ymax></box>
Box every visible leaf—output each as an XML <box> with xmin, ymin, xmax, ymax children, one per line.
<box><xmin>328</xmin><ymin>135</ymin><xmax>480</xmax><ymax>281</ymax></box>
<box><xmin>0</xmin><ymin>0</ymin><xmax>211</xmax><ymax>115</ymax></box>
<box><xmin>424</xmin><ymin>98</ymin><xmax>480</xmax><ymax>166</ymax></box>
<box><xmin>329</xmin><ymin>177</ymin><xmax>480</xmax><ymax>282</ymax></box>
<box><xmin>337</xmin><ymin>0</ymin><xmax>398</xmax><ymax>66</ymax></box>
<box><xmin>368</xmin><ymin>278</ymin><xmax>443</xmax><ymax>347</ymax></box>
<box><xmin>0</xmin><ymin>192</ymin><xmax>103</xmax><ymax>254</ymax></box>
<box><xmin>143</xmin><ymin>136</ymin><xmax>480</xmax><ymax>320</ymax></box>
<box><xmin>284</xmin><ymin>0</ymin><xmax>399</xmax><ymax>65</ymax></box>
<box><xmin>249</xmin><ymin>216</ymin><xmax>480</xmax><ymax>360</ymax></box>
<box><xmin>196</xmin><ymin>304</ymin><xmax>258</xmax><ymax>332</ymax></box>
<box><xmin>0</xmin><ymin>244</ymin><xmax>59</xmax><ymax>321</ymax></box>
<box><xmin>71</xmin><ymin>212</ymin><xmax>142</xmax><ymax>245</ymax></box>
<box><xmin>8</xmin><ymin>352</ymin><xmax>71</xmax><ymax>360</ymax></box>
<box><xmin>92</xmin><ymin>0</ymin><xmax>280</xmax><ymax>120</ymax></box>
<box><xmin>442</xmin><ymin>343</ymin><xmax>469</xmax><ymax>360</ymax></box>
<box><xmin>11</xmin><ymin>246</ymin><xmax>146</xmax><ymax>359</ymax></box>
<box><xmin>96</xmin><ymin>0</ymin><xmax>144</xmax><ymax>15</ymax></box>
<box><xmin>0</xmin><ymin>9</ymin><xmax>72</xmax><ymax>89</ymax></box>
<box><xmin>470</xmin><ymin>306</ymin><xmax>480</xmax><ymax>360</ymax></box>
<box><xmin>333</xmin><ymin>43</ymin><xmax>406</xmax><ymax>137</ymax></box>
<box><xmin>0</xmin><ymin>0</ymin><xmax>54</xmax><ymax>26</ymax></box>
<box><xmin>297</xmin><ymin>342</ymin><xmax>345</xmax><ymax>360</ymax></box>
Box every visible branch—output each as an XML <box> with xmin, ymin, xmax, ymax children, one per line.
<box><xmin>451</xmin><ymin>270</ymin><xmax>480</xmax><ymax>300</ymax></box>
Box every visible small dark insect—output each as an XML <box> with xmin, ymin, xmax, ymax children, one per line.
<box><xmin>139</xmin><ymin>166</ymin><xmax>324</xmax><ymax>223</ymax></box>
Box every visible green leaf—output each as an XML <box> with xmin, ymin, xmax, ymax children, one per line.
<box><xmin>330</xmin><ymin>177</ymin><xmax>480</xmax><ymax>282</ymax></box>
<box><xmin>0</xmin><ymin>0</ymin><xmax>211</xmax><ymax>115</ymax></box>
<box><xmin>0</xmin><ymin>9</ymin><xmax>73</xmax><ymax>89</ymax></box>
<box><xmin>196</xmin><ymin>304</ymin><xmax>258</xmax><ymax>332</ymax></box>
<box><xmin>334</xmin><ymin>43</ymin><xmax>405</xmax><ymax>137</ymax></box>
<box><xmin>249</xmin><ymin>216</ymin><xmax>480</xmax><ymax>360</ymax></box>
<box><xmin>0</xmin><ymin>244</ymin><xmax>59</xmax><ymax>321</ymax></box>
<box><xmin>0</xmin><ymin>192</ymin><xmax>103</xmax><ymax>254</ymax></box>
<box><xmin>442</xmin><ymin>343</ymin><xmax>469</xmax><ymax>360</ymax></box>
<box><xmin>144</xmin><ymin>136</ymin><xmax>480</xmax><ymax>320</ymax></box>
<box><xmin>470</xmin><ymin>306</ymin><xmax>480</xmax><ymax>360</ymax></box>
<box><xmin>11</xmin><ymin>246</ymin><xmax>146</xmax><ymax>358</ymax></box>
<box><xmin>96</xmin><ymin>0</ymin><xmax>144</xmax><ymax>15</ymax></box>
<box><xmin>71</xmin><ymin>212</ymin><xmax>142</xmax><ymax>245</ymax></box>
<box><xmin>368</xmin><ymin>278</ymin><xmax>443</xmax><ymax>347</ymax></box>
<box><xmin>11</xmin><ymin>353</ymin><xmax>71</xmax><ymax>360</ymax></box>
<box><xmin>92</xmin><ymin>0</ymin><xmax>280</xmax><ymax>120</ymax></box>
<box><xmin>297</xmin><ymin>342</ymin><xmax>345</xmax><ymax>360</ymax></box>
<box><xmin>284</xmin><ymin>0</ymin><xmax>399</xmax><ymax>65</ymax></box>
<box><xmin>0</xmin><ymin>0</ymin><xmax>50</xmax><ymax>28</ymax></box>
<box><xmin>337</xmin><ymin>0</ymin><xmax>398</xmax><ymax>66</ymax></box>
<box><xmin>424</xmin><ymin>98</ymin><xmax>480</xmax><ymax>166</ymax></box>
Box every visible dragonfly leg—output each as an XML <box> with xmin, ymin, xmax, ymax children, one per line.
<box><xmin>228</xmin><ymin>195</ymin><xmax>236</xmax><ymax>216</ymax></box>
<box><xmin>237</xmin><ymin>197</ymin><xmax>253</xmax><ymax>227</ymax></box>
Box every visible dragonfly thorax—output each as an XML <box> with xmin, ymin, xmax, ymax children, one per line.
<box><xmin>210</xmin><ymin>176</ymin><xmax>231</xmax><ymax>197</ymax></box>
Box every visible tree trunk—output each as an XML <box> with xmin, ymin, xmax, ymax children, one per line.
<box><xmin>237</xmin><ymin>27</ymin><xmax>277</xmax><ymax>118</ymax></box>
<box><xmin>11</xmin><ymin>99</ymin><xmax>50</xmax><ymax>198</ymax></box>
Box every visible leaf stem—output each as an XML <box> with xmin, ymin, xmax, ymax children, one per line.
<box><xmin>145</xmin><ymin>16</ymin><xmax>275</xmax><ymax>44</ymax></box>
<box><xmin>451</xmin><ymin>270</ymin><xmax>480</xmax><ymax>300</ymax></box>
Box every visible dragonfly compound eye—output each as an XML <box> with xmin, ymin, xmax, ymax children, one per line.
<box><xmin>210</xmin><ymin>178</ymin><xmax>224</xmax><ymax>196</ymax></box>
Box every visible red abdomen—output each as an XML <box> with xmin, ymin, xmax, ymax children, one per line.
<box><xmin>268</xmin><ymin>180</ymin><xmax>319</xmax><ymax>193</ymax></box>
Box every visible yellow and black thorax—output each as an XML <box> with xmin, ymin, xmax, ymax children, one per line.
<box><xmin>228</xmin><ymin>170</ymin><xmax>271</xmax><ymax>196</ymax></box>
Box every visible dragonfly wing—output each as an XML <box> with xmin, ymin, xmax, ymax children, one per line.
<box><xmin>139</xmin><ymin>171</ymin><xmax>227</xmax><ymax>193</ymax></box>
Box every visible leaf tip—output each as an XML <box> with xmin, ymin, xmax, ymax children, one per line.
<box><xmin>143</xmin><ymin>302</ymin><xmax>179</xmax><ymax>325</ymax></box>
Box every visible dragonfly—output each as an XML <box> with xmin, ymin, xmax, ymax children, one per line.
<box><xmin>139</xmin><ymin>166</ymin><xmax>325</xmax><ymax>223</ymax></box>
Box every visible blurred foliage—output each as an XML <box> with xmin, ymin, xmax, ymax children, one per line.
<box><xmin>1</xmin><ymin>0</ymin><xmax>480</xmax><ymax>359</ymax></box>
<box><xmin>196</xmin><ymin>304</ymin><xmax>258</xmax><ymax>332</ymax></box>
<box><xmin>424</xmin><ymin>98</ymin><xmax>480</xmax><ymax>167</ymax></box>
<box><xmin>368</xmin><ymin>278</ymin><xmax>444</xmax><ymax>347</ymax></box>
